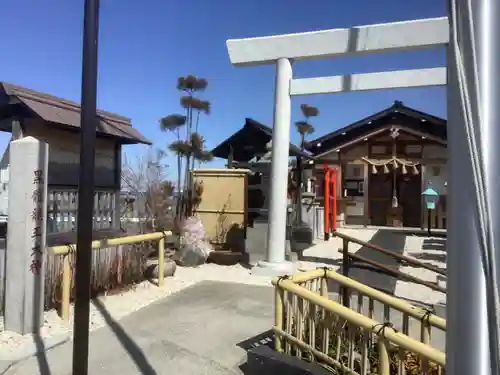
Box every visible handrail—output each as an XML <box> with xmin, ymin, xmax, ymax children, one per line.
<box><xmin>290</xmin><ymin>268</ymin><xmax>326</xmax><ymax>283</ymax></box>
<box><xmin>273</xmin><ymin>278</ymin><xmax>446</xmax><ymax>366</ymax></box>
<box><xmin>49</xmin><ymin>231</ymin><xmax>172</xmax><ymax>322</ymax></box>
<box><xmin>325</xmin><ymin>269</ymin><xmax>446</xmax><ymax>330</ymax></box>
<box><xmin>342</xmin><ymin>251</ymin><xmax>446</xmax><ymax>293</ymax></box>
<box><xmin>333</xmin><ymin>230</ymin><xmax>446</xmax><ymax>276</ymax></box>
<box><xmin>294</xmin><ymin>267</ymin><xmax>446</xmax><ymax>331</ymax></box>
<box><xmin>49</xmin><ymin>231</ymin><xmax>172</xmax><ymax>255</ymax></box>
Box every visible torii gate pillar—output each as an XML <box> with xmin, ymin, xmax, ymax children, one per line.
<box><xmin>226</xmin><ymin>7</ymin><xmax>500</xmax><ymax>373</ymax></box>
<box><xmin>255</xmin><ymin>57</ymin><xmax>295</xmax><ymax>274</ymax></box>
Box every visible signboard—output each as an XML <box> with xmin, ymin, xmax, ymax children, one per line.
<box><xmin>48</xmin><ymin>146</ymin><xmax>117</xmax><ymax>188</ymax></box>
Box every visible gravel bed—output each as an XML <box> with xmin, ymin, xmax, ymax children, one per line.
<box><xmin>0</xmin><ymin>264</ymin><xmax>272</xmax><ymax>361</ymax></box>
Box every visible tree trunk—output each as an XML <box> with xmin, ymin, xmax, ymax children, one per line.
<box><xmin>176</xmin><ymin>153</ymin><xmax>182</xmax><ymax>217</ymax></box>
<box><xmin>191</xmin><ymin>110</ymin><xmax>201</xmax><ymax>171</ymax></box>
<box><xmin>194</xmin><ymin>110</ymin><xmax>200</xmax><ymax>132</ymax></box>
<box><xmin>175</xmin><ymin>127</ymin><xmax>183</xmax><ymax>219</ymax></box>
<box><xmin>180</xmin><ymin>101</ymin><xmax>193</xmax><ymax>218</ymax></box>
<box><xmin>182</xmin><ymin>154</ymin><xmax>191</xmax><ymax>217</ymax></box>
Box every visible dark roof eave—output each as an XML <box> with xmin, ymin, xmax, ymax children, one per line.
<box><xmin>212</xmin><ymin>117</ymin><xmax>310</xmax><ymax>160</ymax></box>
<box><xmin>307</xmin><ymin>101</ymin><xmax>446</xmax><ymax>148</ymax></box>
<box><xmin>118</xmin><ymin>137</ymin><xmax>153</xmax><ymax>146</ymax></box>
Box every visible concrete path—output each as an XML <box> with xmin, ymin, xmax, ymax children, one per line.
<box><xmin>3</xmin><ymin>281</ymin><xmax>275</xmax><ymax>375</ymax></box>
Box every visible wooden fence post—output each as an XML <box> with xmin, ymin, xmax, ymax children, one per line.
<box><xmin>158</xmin><ymin>236</ymin><xmax>165</xmax><ymax>287</ymax></box>
<box><xmin>342</xmin><ymin>238</ymin><xmax>350</xmax><ymax>308</ymax></box>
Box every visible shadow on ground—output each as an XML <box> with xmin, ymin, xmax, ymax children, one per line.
<box><xmin>407</xmin><ymin>237</ymin><xmax>447</xmax><ymax>272</ymax></box>
<box><xmin>334</xmin><ymin>229</ymin><xmax>408</xmax><ymax>295</ymax></box>
<box><xmin>236</xmin><ymin>331</ymin><xmax>331</xmax><ymax>375</ymax></box>
<box><xmin>92</xmin><ymin>299</ymin><xmax>157</xmax><ymax>374</ymax></box>
<box><xmin>4</xmin><ymin>281</ymin><xmax>274</xmax><ymax>375</ymax></box>
<box><xmin>298</xmin><ymin>254</ymin><xmax>342</xmax><ymax>268</ymax></box>
<box><xmin>299</xmin><ymin>229</ymin><xmax>409</xmax><ymax>294</ymax></box>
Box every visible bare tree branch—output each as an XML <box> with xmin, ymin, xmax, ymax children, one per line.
<box><xmin>122</xmin><ymin>150</ymin><xmax>173</xmax><ymax>233</ymax></box>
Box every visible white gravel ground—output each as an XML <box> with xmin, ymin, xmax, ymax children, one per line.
<box><xmin>0</xmin><ymin>264</ymin><xmax>272</xmax><ymax>361</ymax></box>
<box><xmin>0</xmin><ymin>229</ymin><xmax>448</xmax><ymax>362</ymax></box>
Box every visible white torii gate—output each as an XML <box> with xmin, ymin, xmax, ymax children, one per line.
<box><xmin>226</xmin><ymin>1</ymin><xmax>500</xmax><ymax>374</ymax></box>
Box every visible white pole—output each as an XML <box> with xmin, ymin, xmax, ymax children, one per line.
<box><xmin>252</xmin><ymin>57</ymin><xmax>296</xmax><ymax>275</ymax></box>
<box><xmin>479</xmin><ymin>0</ymin><xmax>500</xmax><ymax>370</ymax></box>
<box><xmin>266</xmin><ymin>57</ymin><xmax>292</xmax><ymax>264</ymax></box>
<box><xmin>447</xmin><ymin>0</ymin><xmax>499</xmax><ymax>373</ymax></box>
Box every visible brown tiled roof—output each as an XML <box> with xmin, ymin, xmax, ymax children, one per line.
<box><xmin>0</xmin><ymin>82</ymin><xmax>151</xmax><ymax>145</ymax></box>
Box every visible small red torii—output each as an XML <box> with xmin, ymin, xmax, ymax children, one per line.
<box><xmin>323</xmin><ymin>163</ymin><xmax>338</xmax><ymax>240</ymax></box>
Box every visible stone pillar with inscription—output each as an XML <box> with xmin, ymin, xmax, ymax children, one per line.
<box><xmin>4</xmin><ymin>137</ymin><xmax>48</xmax><ymax>334</ymax></box>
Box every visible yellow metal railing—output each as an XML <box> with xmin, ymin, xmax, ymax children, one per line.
<box><xmin>294</xmin><ymin>268</ymin><xmax>446</xmax><ymax>334</ymax></box>
<box><xmin>49</xmin><ymin>231</ymin><xmax>172</xmax><ymax>322</ymax></box>
<box><xmin>273</xmin><ymin>269</ymin><xmax>446</xmax><ymax>374</ymax></box>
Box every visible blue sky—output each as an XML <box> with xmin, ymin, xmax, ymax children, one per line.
<box><xmin>0</xmin><ymin>0</ymin><xmax>447</xmax><ymax>178</ymax></box>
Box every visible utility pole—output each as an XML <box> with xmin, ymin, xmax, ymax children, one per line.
<box><xmin>72</xmin><ymin>0</ymin><xmax>100</xmax><ymax>374</ymax></box>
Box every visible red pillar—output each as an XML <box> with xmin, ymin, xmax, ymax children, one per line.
<box><xmin>332</xmin><ymin>169</ymin><xmax>337</xmax><ymax>231</ymax></box>
<box><xmin>323</xmin><ymin>166</ymin><xmax>330</xmax><ymax>241</ymax></box>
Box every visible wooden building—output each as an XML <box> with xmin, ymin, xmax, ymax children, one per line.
<box><xmin>0</xmin><ymin>82</ymin><xmax>151</xmax><ymax>234</ymax></box>
<box><xmin>211</xmin><ymin>102</ymin><xmax>447</xmax><ymax>230</ymax></box>
<box><xmin>212</xmin><ymin>118</ymin><xmax>311</xmax><ymax>222</ymax></box>
<box><xmin>305</xmin><ymin>101</ymin><xmax>447</xmax><ymax>229</ymax></box>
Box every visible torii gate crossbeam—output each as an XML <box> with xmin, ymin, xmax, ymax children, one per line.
<box><xmin>225</xmin><ymin>1</ymin><xmax>500</xmax><ymax>373</ymax></box>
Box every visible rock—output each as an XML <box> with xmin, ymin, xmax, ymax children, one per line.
<box><xmin>176</xmin><ymin>244</ymin><xmax>208</xmax><ymax>267</ymax></box>
<box><xmin>144</xmin><ymin>259</ymin><xmax>177</xmax><ymax>278</ymax></box>
<box><xmin>180</xmin><ymin>216</ymin><xmax>213</xmax><ymax>257</ymax></box>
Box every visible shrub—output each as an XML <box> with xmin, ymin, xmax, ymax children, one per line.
<box><xmin>45</xmin><ymin>242</ymin><xmax>150</xmax><ymax>310</ymax></box>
